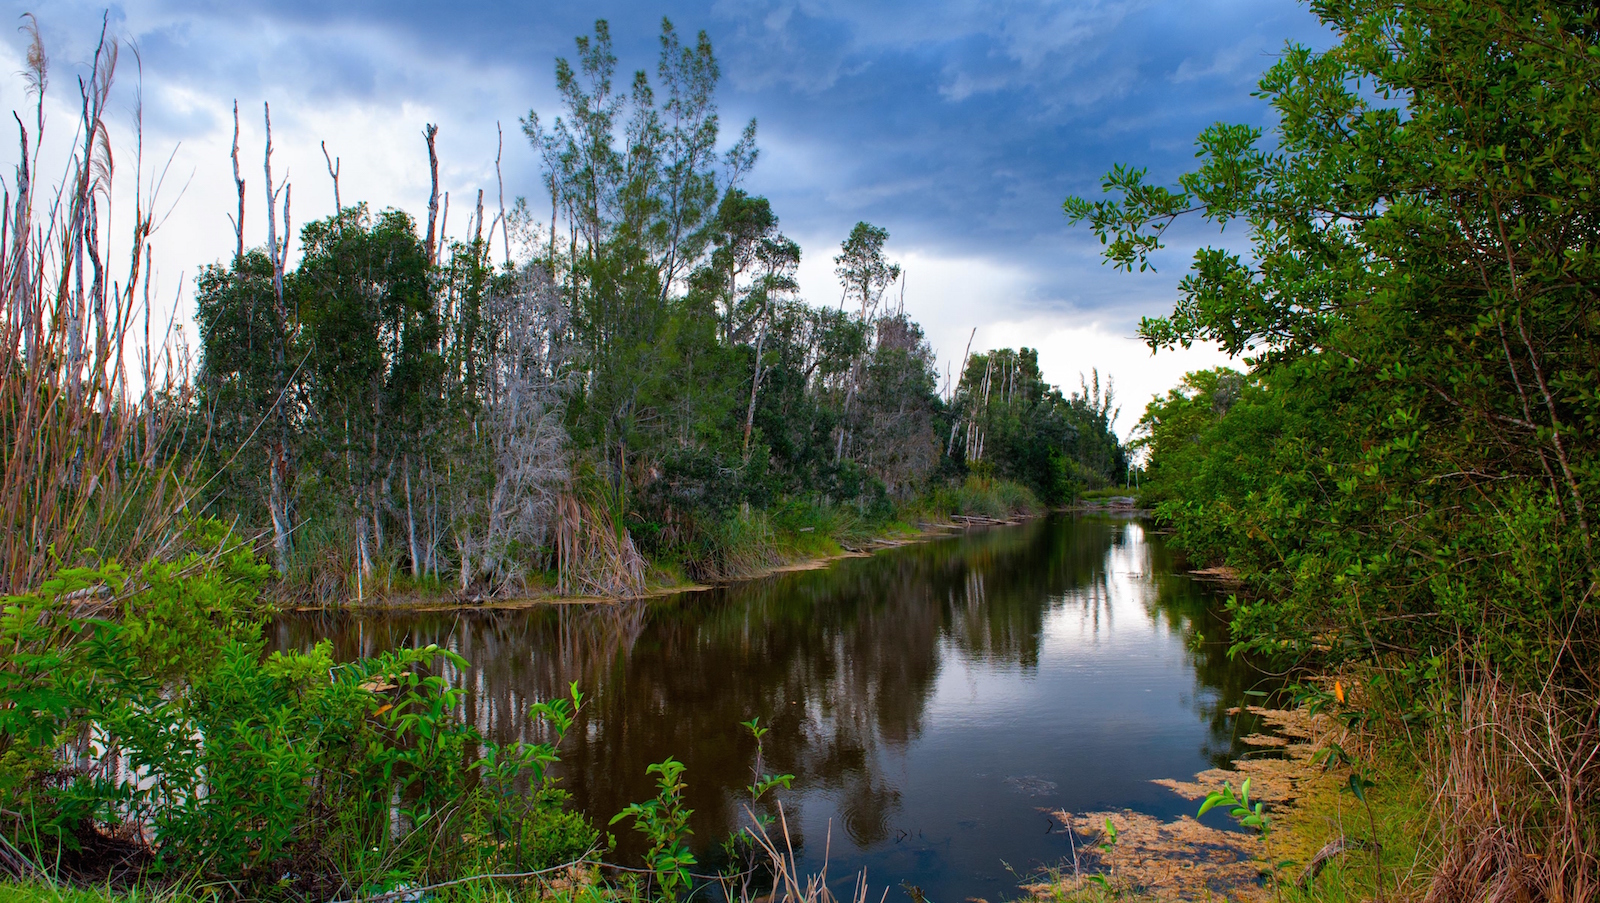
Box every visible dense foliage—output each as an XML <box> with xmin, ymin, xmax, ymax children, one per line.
<box><xmin>195</xmin><ymin>19</ymin><xmax>1128</xmax><ymax>599</ymax></box>
<box><xmin>0</xmin><ymin>529</ymin><xmax>594</xmax><ymax>894</ymax></box>
<box><xmin>1075</xmin><ymin>4</ymin><xmax>1599</xmax><ymax>894</ymax></box>
<box><xmin>1073</xmin><ymin>0</ymin><xmax>1598</xmax><ymax>688</ymax></box>
<box><xmin>949</xmin><ymin>350</ymin><xmax>1125</xmax><ymax>505</ymax></box>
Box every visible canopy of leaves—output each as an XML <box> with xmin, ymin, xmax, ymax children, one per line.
<box><xmin>1079</xmin><ymin>0</ymin><xmax>1599</xmax><ymax>689</ymax></box>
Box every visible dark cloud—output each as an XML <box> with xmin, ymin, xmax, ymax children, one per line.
<box><xmin>0</xmin><ymin>0</ymin><xmax>1334</xmax><ymax>332</ymax></box>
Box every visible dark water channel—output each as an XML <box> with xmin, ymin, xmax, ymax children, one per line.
<box><xmin>270</xmin><ymin>515</ymin><xmax>1270</xmax><ymax>903</ymax></box>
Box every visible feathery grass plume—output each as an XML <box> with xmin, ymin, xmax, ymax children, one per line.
<box><xmin>0</xmin><ymin>22</ymin><xmax>197</xmax><ymax>593</ymax></box>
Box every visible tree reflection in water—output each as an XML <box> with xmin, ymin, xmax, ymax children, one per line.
<box><xmin>271</xmin><ymin>515</ymin><xmax>1270</xmax><ymax>897</ymax></box>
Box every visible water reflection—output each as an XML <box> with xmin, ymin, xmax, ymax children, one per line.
<box><xmin>271</xmin><ymin>515</ymin><xmax>1268</xmax><ymax>902</ymax></box>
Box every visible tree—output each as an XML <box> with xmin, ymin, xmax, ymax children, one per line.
<box><xmin>830</xmin><ymin>222</ymin><xmax>902</xmax><ymax>464</ymax></box>
<box><xmin>525</xmin><ymin>19</ymin><xmax>758</xmax><ymax>505</ymax></box>
<box><xmin>295</xmin><ymin>206</ymin><xmax>434</xmax><ymax>583</ymax></box>
<box><xmin>834</xmin><ymin>222</ymin><xmax>901</xmax><ymax>322</ymax></box>
<box><xmin>195</xmin><ymin>251</ymin><xmax>297</xmax><ymax>550</ymax></box>
<box><xmin>1066</xmin><ymin>0</ymin><xmax>1599</xmax><ymax>682</ymax></box>
<box><xmin>948</xmin><ymin>350</ymin><xmax>1124</xmax><ymax>503</ymax></box>
<box><xmin>854</xmin><ymin>313</ymin><xmax>940</xmax><ymax>497</ymax></box>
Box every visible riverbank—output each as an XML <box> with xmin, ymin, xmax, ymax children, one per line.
<box><xmin>273</xmin><ymin>500</ymin><xmax>1046</xmax><ymax>613</ymax></box>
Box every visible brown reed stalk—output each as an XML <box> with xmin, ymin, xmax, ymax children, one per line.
<box><xmin>0</xmin><ymin>19</ymin><xmax>195</xmax><ymax>593</ymax></box>
<box><xmin>1427</xmin><ymin>671</ymin><xmax>1600</xmax><ymax>903</ymax></box>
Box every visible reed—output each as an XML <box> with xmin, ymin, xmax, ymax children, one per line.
<box><xmin>0</xmin><ymin>19</ymin><xmax>196</xmax><ymax>593</ymax></box>
<box><xmin>744</xmin><ymin>803</ymin><xmax>881</xmax><ymax>903</ymax></box>
<box><xmin>1427</xmin><ymin>673</ymin><xmax>1600</xmax><ymax>903</ymax></box>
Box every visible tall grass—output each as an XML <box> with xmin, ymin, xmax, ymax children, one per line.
<box><xmin>1426</xmin><ymin>674</ymin><xmax>1599</xmax><ymax>903</ymax></box>
<box><xmin>556</xmin><ymin>478</ymin><xmax>647</xmax><ymax>596</ymax></box>
<box><xmin>0</xmin><ymin>20</ymin><xmax>196</xmax><ymax>593</ymax></box>
<box><xmin>910</xmin><ymin>476</ymin><xmax>1039</xmax><ymax>523</ymax></box>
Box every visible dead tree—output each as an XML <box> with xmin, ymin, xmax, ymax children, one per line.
<box><xmin>227</xmin><ymin>101</ymin><xmax>244</xmax><ymax>261</ymax></box>
<box><xmin>321</xmin><ymin>140</ymin><xmax>341</xmax><ymax>222</ymax></box>
<box><xmin>423</xmin><ymin>124</ymin><xmax>440</xmax><ymax>266</ymax></box>
<box><xmin>262</xmin><ymin>102</ymin><xmax>294</xmax><ymax>576</ymax></box>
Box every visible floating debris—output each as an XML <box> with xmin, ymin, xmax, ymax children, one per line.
<box><xmin>1004</xmin><ymin>775</ymin><xmax>1059</xmax><ymax>797</ymax></box>
<box><xmin>1020</xmin><ymin>708</ymin><xmax>1336</xmax><ymax>903</ymax></box>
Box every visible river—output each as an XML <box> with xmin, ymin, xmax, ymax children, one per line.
<box><xmin>269</xmin><ymin>514</ymin><xmax>1270</xmax><ymax>903</ymax></box>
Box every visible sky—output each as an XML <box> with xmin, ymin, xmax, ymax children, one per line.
<box><xmin>0</xmin><ymin>1</ymin><xmax>1335</xmax><ymax>436</ymax></box>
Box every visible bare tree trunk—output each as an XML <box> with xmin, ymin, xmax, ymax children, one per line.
<box><xmin>371</xmin><ymin>486</ymin><xmax>383</xmax><ymax>566</ymax></box>
<box><xmin>965</xmin><ymin>357</ymin><xmax>993</xmax><ymax>464</ymax></box>
<box><xmin>473</xmin><ymin>188</ymin><xmax>485</xmax><ymax>245</ymax></box>
<box><xmin>976</xmin><ymin>359</ymin><xmax>993</xmax><ymax>463</ymax></box>
<box><xmin>263</xmin><ymin>102</ymin><xmax>293</xmax><ymax>576</ymax></box>
<box><xmin>355</xmin><ymin>508</ymin><xmax>370</xmax><ymax>601</ymax></box>
<box><xmin>423</xmin><ymin>123</ymin><xmax>440</xmax><ymax>266</ymax></box>
<box><xmin>229</xmin><ymin>101</ymin><xmax>244</xmax><ymax>261</ymax></box>
<box><xmin>548</xmin><ymin>177</ymin><xmax>559</xmax><ymax>273</ymax></box>
<box><xmin>405</xmin><ymin>458</ymin><xmax>421</xmax><ymax>579</ymax></box>
<box><xmin>373</xmin><ymin>478</ymin><xmax>385</xmax><ymax>556</ymax></box>
<box><xmin>368</xmin><ymin>375</ymin><xmax>382</xmax><ymax>573</ymax></box>
<box><xmin>494</xmin><ymin>122</ymin><xmax>510</xmax><ymax>267</ymax></box>
<box><xmin>743</xmin><ymin>306</ymin><xmax>768</xmax><ymax>456</ymax></box>
<box><xmin>949</xmin><ymin>327</ymin><xmax>974</xmax><ymax>456</ymax></box>
<box><xmin>429</xmin><ymin>471</ymin><xmax>441</xmax><ymax>578</ymax></box>
<box><xmin>321</xmin><ymin>140</ymin><xmax>341</xmax><ymax>222</ymax></box>
<box><xmin>440</xmin><ymin>192</ymin><xmax>450</xmax><ymax>250</ymax></box>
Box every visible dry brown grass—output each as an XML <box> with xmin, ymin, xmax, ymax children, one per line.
<box><xmin>555</xmin><ymin>488</ymin><xmax>646</xmax><ymax>597</ymax></box>
<box><xmin>1425</xmin><ymin>675</ymin><xmax>1600</xmax><ymax>903</ymax></box>
<box><xmin>741</xmin><ymin>803</ymin><xmax>885</xmax><ymax>903</ymax></box>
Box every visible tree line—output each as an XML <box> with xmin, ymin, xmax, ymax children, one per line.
<box><xmin>195</xmin><ymin>18</ymin><xmax>1129</xmax><ymax>599</ymax></box>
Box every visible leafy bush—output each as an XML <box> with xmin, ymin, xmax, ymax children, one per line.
<box><xmin>0</xmin><ymin>531</ymin><xmax>594</xmax><ymax>893</ymax></box>
<box><xmin>1075</xmin><ymin>2</ymin><xmax>1600</xmax><ymax>895</ymax></box>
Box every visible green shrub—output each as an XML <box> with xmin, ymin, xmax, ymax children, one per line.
<box><xmin>0</xmin><ymin>529</ymin><xmax>594</xmax><ymax>892</ymax></box>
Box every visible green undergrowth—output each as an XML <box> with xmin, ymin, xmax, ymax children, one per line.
<box><xmin>1276</xmin><ymin>749</ymin><xmax>1436</xmax><ymax>902</ymax></box>
<box><xmin>907</xmin><ymin>476</ymin><xmax>1040</xmax><ymax>523</ymax></box>
<box><xmin>1</xmin><ymin>531</ymin><xmax>808</xmax><ymax>902</ymax></box>
<box><xmin>0</xmin><ymin>529</ymin><xmax>597</xmax><ymax>897</ymax></box>
<box><xmin>0</xmin><ymin>882</ymin><xmax>211</xmax><ymax>903</ymax></box>
<box><xmin>683</xmin><ymin>477</ymin><xmax>1039</xmax><ymax>581</ymax></box>
<box><xmin>272</xmin><ymin>478</ymin><xmax>1044</xmax><ymax>603</ymax></box>
<box><xmin>1074</xmin><ymin>486</ymin><xmax>1142</xmax><ymax>503</ymax></box>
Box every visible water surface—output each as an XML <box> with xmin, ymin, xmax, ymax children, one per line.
<box><xmin>271</xmin><ymin>515</ymin><xmax>1268</xmax><ymax>902</ymax></box>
